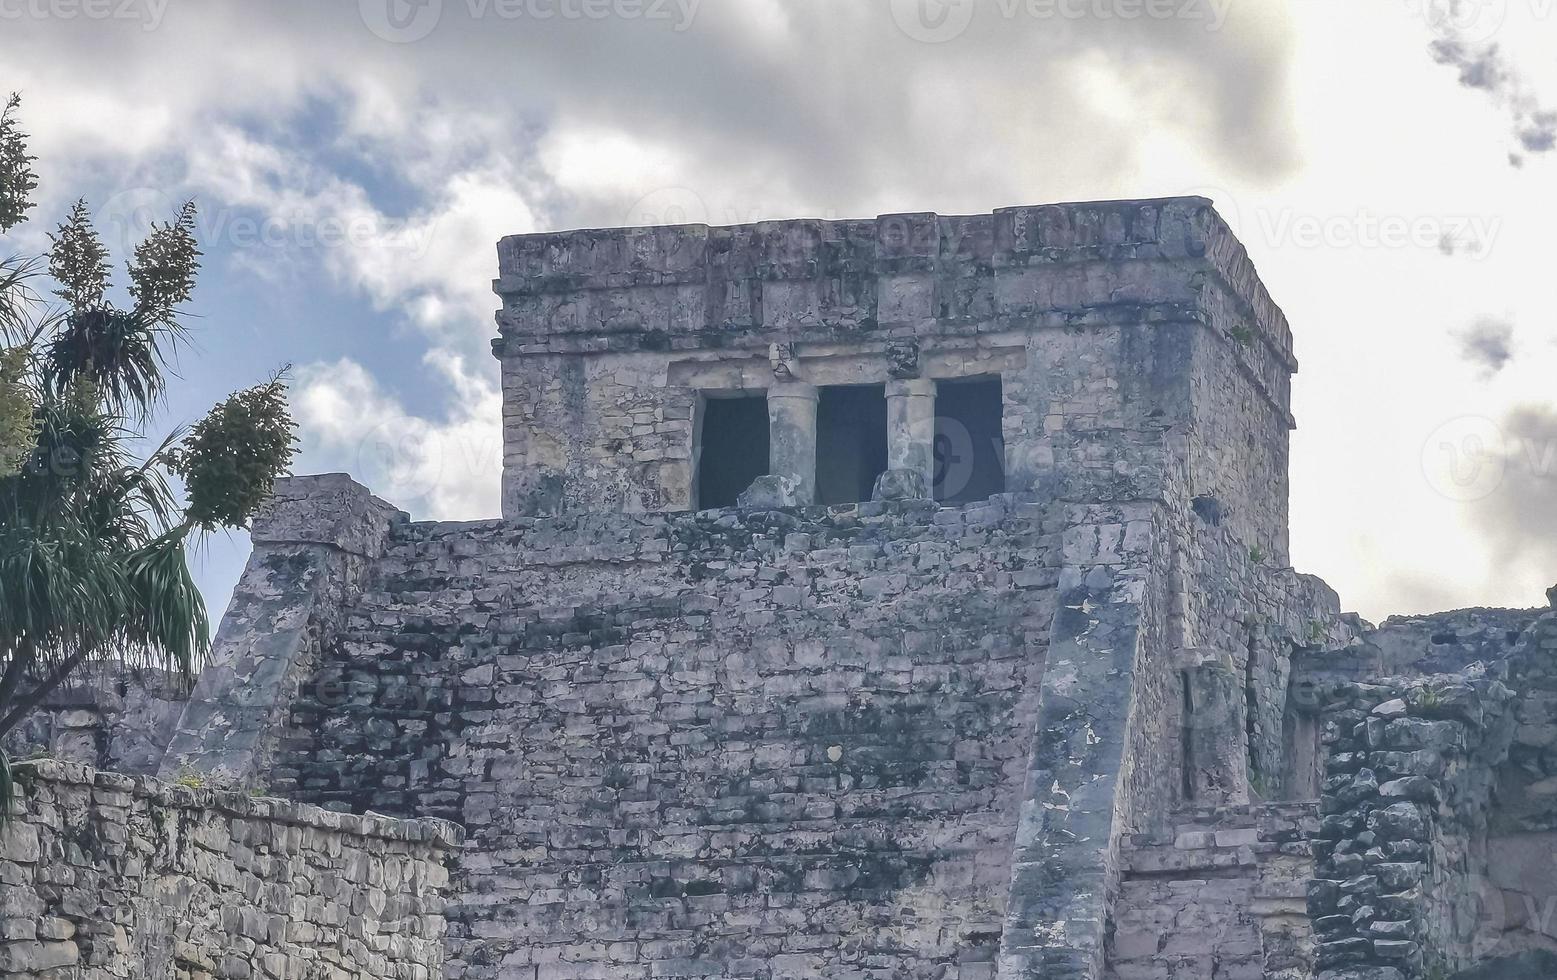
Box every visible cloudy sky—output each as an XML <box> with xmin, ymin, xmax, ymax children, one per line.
<box><xmin>2</xmin><ymin>0</ymin><xmax>1554</xmax><ymax>623</ymax></box>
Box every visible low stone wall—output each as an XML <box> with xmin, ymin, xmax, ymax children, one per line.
<box><xmin>0</xmin><ymin>759</ymin><xmax>462</xmax><ymax>979</ymax></box>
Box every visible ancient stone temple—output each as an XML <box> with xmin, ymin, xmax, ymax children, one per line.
<box><xmin>3</xmin><ymin>197</ymin><xmax>1555</xmax><ymax>980</ymax></box>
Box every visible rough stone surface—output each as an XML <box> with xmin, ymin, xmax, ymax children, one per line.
<box><xmin>158</xmin><ymin>473</ymin><xmax>407</xmax><ymax>790</ymax></box>
<box><xmin>491</xmin><ymin>196</ymin><xmax>1298</xmax><ymax>575</ymax></box>
<box><xmin>273</xmin><ymin>497</ymin><xmax>1061</xmax><ymax>979</ymax></box>
<box><xmin>0</xmin><ymin>759</ymin><xmax>461</xmax><ymax>979</ymax></box>
<box><xmin>1296</xmin><ymin>609</ymin><xmax>1557</xmax><ymax>979</ymax></box>
<box><xmin>1447</xmin><ymin>949</ymin><xmax>1557</xmax><ymax>978</ymax></box>
<box><xmin>3</xmin><ymin>666</ymin><xmax>187</xmax><ymax>774</ymax></box>
<box><xmin>1109</xmin><ymin>803</ymin><xmax>1318</xmax><ymax>979</ymax></box>
<box><xmin>13</xmin><ymin>201</ymin><xmax>1555</xmax><ymax>980</ymax></box>
<box><xmin>187</xmin><ymin>201</ymin><xmax>1344</xmax><ymax>979</ymax></box>
<box><xmin>735</xmin><ymin>472</ymin><xmax>800</xmax><ymax>509</ymax></box>
<box><xmin>871</xmin><ymin>466</ymin><xmax>928</xmax><ymax>501</ymax></box>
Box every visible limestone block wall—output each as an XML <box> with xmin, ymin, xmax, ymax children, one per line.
<box><xmin>211</xmin><ymin>425</ymin><xmax>1344</xmax><ymax>980</ymax></box>
<box><xmin>1271</xmin><ymin>604</ymin><xmax>1557</xmax><ymax>980</ymax></box>
<box><xmin>113</xmin><ymin>198</ymin><xmax>1345</xmax><ymax>979</ymax></box>
<box><xmin>1482</xmin><ymin>611</ymin><xmax>1557</xmax><ymax>960</ymax></box>
<box><xmin>160</xmin><ymin>473</ymin><xmax>407</xmax><ymax>790</ymax></box>
<box><xmin>996</xmin><ymin>498</ymin><xmax>1171</xmax><ymax>980</ymax></box>
<box><xmin>1170</xmin><ymin>509</ymin><xmax>1357</xmax><ymax>806</ymax></box>
<box><xmin>1106</xmin><ymin>802</ymin><xmax>1319</xmax><ymax>980</ymax></box>
<box><xmin>269</xmin><ymin>495</ymin><xmax>1060</xmax><ymax>979</ymax></box>
<box><xmin>2</xmin><ymin>666</ymin><xmax>187</xmax><ymax>775</ymax></box>
<box><xmin>0</xmin><ymin>759</ymin><xmax>461</xmax><ymax>979</ymax></box>
<box><xmin>1308</xmin><ymin>676</ymin><xmax>1518</xmax><ymax>980</ymax></box>
<box><xmin>491</xmin><ymin>198</ymin><xmax>1299</xmax><ymax>568</ymax></box>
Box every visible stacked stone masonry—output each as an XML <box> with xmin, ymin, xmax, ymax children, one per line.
<box><xmin>1</xmin><ymin>198</ymin><xmax>1551</xmax><ymax>980</ymax></box>
<box><xmin>0</xmin><ymin>759</ymin><xmax>461</xmax><ymax>979</ymax></box>
<box><xmin>272</xmin><ymin>496</ymin><xmax>1060</xmax><ymax>979</ymax></box>
<box><xmin>1109</xmin><ymin>803</ymin><xmax>1318</xmax><ymax>980</ymax></box>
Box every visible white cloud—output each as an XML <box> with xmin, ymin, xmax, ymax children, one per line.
<box><xmin>293</xmin><ymin>355</ymin><xmax>502</xmax><ymax>520</ymax></box>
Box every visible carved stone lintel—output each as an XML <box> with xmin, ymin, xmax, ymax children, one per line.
<box><xmin>887</xmin><ymin>340</ymin><xmax>920</xmax><ymax>380</ymax></box>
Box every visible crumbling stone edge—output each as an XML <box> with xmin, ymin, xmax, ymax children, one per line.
<box><xmin>12</xmin><ymin>757</ymin><xmax>465</xmax><ymax>848</ymax></box>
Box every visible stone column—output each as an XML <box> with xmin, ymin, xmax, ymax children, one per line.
<box><xmin>1179</xmin><ymin>648</ymin><xmax>1251</xmax><ymax>806</ymax></box>
<box><xmin>767</xmin><ymin>381</ymin><xmax>819</xmax><ymax>505</ymax></box>
<box><xmin>885</xmin><ymin>378</ymin><xmax>937</xmax><ymax>494</ymax></box>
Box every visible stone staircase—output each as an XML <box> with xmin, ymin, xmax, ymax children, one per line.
<box><xmin>1106</xmin><ymin>802</ymin><xmax>1318</xmax><ymax>980</ymax></box>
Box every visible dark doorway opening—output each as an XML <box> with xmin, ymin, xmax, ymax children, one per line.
<box><xmin>934</xmin><ymin>376</ymin><xmax>1005</xmax><ymax>504</ymax></box>
<box><xmin>816</xmin><ymin>384</ymin><xmax>888</xmax><ymax>505</ymax></box>
<box><xmin>696</xmin><ymin>393</ymin><xmax>769</xmax><ymax>510</ymax></box>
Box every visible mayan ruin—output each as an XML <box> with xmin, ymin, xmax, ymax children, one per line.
<box><xmin>0</xmin><ymin>195</ymin><xmax>1548</xmax><ymax>980</ymax></box>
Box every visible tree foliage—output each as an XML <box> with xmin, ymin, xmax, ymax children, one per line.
<box><xmin>48</xmin><ymin>200</ymin><xmax>111</xmax><ymax>314</ymax></box>
<box><xmin>0</xmin><ymin>95</ymin><xmax>37</xmax><ymax>234</ymax></box>
<box><xmin>0</xmin><ymin>346</ymin><xmax>33</xmax><ymax>477</ymax></box>
<box><xmin>171</xmin><ymin>375</ymin><xmax>297</xmax><ymax>531</ymax></box>
<box><xmin>129</xmin><ymin>202</ymin><xmax>200</xmax><ymax>326</ymax></box>
<box><xmin>0</xmin><ymin>92</ymin><xmax>299</xmax><ymax>814</ymax></box>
